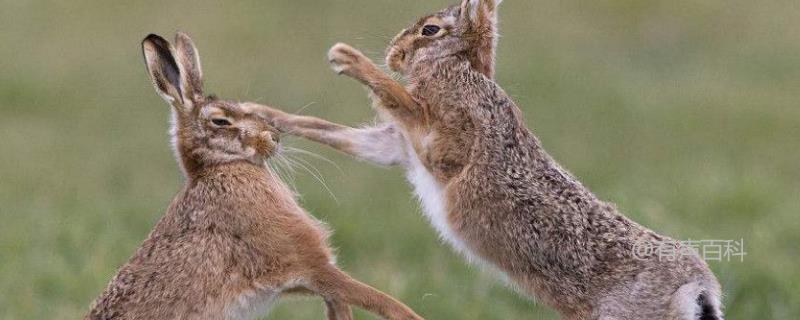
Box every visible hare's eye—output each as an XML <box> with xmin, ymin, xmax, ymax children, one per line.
<box><xmin>211</xmin><ymin>118</ymin><xmax>232</xmax><ymax>127</ymax></box>
<box><xmin>421</xmin><ymin>25</ymin><xmax>441</xmax><ymax>37</ymax></box>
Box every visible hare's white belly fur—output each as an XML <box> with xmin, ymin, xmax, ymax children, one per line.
<box><xmin>225</xmin><ymin>287</ymin><xmax>279</xmax><ymax>320</ymax></box>
<box><xmin>224</xmin><ymin>279</ymin><xmax>306</xmax><ymax>320</ymax></box>
<box><xmin>405</xmin><ymin>147</ymin><xmax>484</xmax><ymax>266</ymax></box>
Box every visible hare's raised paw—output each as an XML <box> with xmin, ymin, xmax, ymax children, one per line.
<box><xmin>244</xmin><ymin>103</ymin><xmax>288</xmax><ymax>130</ymax></box>
<box><xmin>327</xmin><ymin>43</ymin><xmax>370</xmax><ymax>77</ymax></box>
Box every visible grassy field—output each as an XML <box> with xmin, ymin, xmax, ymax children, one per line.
<box><xmin>1</xmin><ymin>0</ymin><xmax>798</xmax><ymax>318</ymax></box>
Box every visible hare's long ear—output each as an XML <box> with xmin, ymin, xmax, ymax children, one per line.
<box><xmin>174</xmin><ymin>32</ymin><xmax>204</xmax><ymax>104</ymax></box>
<box><xmin>142</xmin><ymin>34</ymin><xmax>185</xmax><ymax>109</ymax></box>
<box><xmin>460</xmin><ymin>0</ymin><xmax>502</xmax><ymax>29</ymax></box>
<box><xmin>460</xmin><ymin>0</ymin><xmax>503</xmax><ymax>78</ymax></box>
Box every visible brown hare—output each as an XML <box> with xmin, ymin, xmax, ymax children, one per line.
<box><xmin>255</xmin><ymin>1</ymin><xmax>724</xmax><ymax>319</ymax></box>
<box><xmin>85</xmin><ymin>33</ymin><xmax>423</xmax><ymax>320</ymax></box>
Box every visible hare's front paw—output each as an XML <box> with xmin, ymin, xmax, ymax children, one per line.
<box><xmin>328</xmin><ymin>43</ymin><xmax>369</xmax><ymax>77</ymax></box>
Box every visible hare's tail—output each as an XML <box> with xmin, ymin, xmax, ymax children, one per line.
<box><xmin>670</xmin><ymin>281</ymin><xmax>723</xmax><ymax>320</ymax></box>
<box><xmin>697</xmin><ymin>291</ymin><xmax>723</xmax><ymax>320</ymax></box>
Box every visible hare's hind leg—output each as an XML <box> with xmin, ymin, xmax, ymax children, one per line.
<box><xmin>310</xmin><ymin>265</ymin><xmax>423</xmax><ymax>320</ymax></box>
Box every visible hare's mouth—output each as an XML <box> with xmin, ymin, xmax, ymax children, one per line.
<box><xmin>242</xmin><ymin>131</ymin><xmax>279</xmax><ymax>158</ymax></box>
<box><xmin>254</xmin><ymin>142</ymin><xmax>278</xmax><ymax>160</ymax></box>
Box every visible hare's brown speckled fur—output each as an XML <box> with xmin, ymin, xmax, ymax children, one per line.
<box><xmin>257</xmin><ymin>1</ymin><xmax>724</xmax><ymax>319</ymax></box>
<box><xmin>85</xmin><ymin>33</ymin><xmax>422</xmax><ymax>320</ymax></box>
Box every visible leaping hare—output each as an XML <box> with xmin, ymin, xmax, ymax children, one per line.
<box><xmin>257</xmin><ymin>1</ymin><xmax>724</xmax><ymax>319</ymax></box>
<box><xmin>85</xmin><ymin>33</ymin><xmax>423</xmax><ymax>320</ymax></box>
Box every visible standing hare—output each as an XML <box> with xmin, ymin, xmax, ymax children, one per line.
<box><xmin>257</xmin><ymin>0</ymin><xmax>724</xmax><ymax>319</ymax></box>
<box><xmin>85</xmin><ymin>33</ymin><xmax>423</xmax><ymax>320</ymax></box>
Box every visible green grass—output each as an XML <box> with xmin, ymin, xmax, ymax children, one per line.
<box><xmin>1</xmin><ymin>0</ymin><xmax>798</xmax><ymax>318</ymax></box>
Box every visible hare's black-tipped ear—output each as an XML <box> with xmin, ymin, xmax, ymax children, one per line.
<box><xmin>174</xmin><ymin>32</ymin><xmax>204</xmax><ymax>103</ymax></box>
<box><xmin>142</xmin><ymin>34</ymin><xmax>184</xmax><ymax>107</ymax></box>
<box><xmin>460</xmin><ymin>0</ymin><xmax>502</xmax><ymax>28</ymax></box>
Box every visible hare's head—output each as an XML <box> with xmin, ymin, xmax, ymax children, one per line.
<box><xmin>142</xmin><ymin>33</ymin><xmax>280</xmax><ymax>175</ymax></box>
<box><xmin>387</xmin><ymin>0</ymin><xmax>501</xmax><ymax>78</ymax></box>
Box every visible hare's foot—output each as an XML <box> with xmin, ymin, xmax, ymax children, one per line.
<box><xmin>244</xmin><ymin>103</ymin><xmax>288</xmax><ymax>130</ymax></box>
<box><xmin>312</xmin><ymin>265</ymin><xmax>424</xmax><ymax>320</ymax></box>
<box><xmin>328</xmin><ymin>43</ymin><xmax>376</xmax><ymax>81</ymax></box>
<box><xmin>324</xmin><ymin>299</ymin><xmax>353</xmax><ymax>320</ymax></box>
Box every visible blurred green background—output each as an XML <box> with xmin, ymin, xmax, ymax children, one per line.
<box><xmin>1</xmin><ymin>0</ymin><xmax>798</xmax><ymax>318</ymax></box>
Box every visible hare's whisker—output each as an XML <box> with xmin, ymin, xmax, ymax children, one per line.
<box><xmin>285</xmin><ymin>154</ymin><xmax>339</xmax><ymax>203</ymax></box>
<box><xmin>284</xmin><ymin>146</ymin><xmax>343</xmax><ymax>174</ymax></box>
<box><xmin>293</xmin><ymin>101</ymin><xmax>317</xmax><ymax>115</ymax></box>
<box><xmin>270</xmin><ymin>154</ymin><xmax>292</xmax><ymax>178</ymax></box>
<box><xmin>288</xmin><ymin>155</ymin><xmax>326</xmax><ymax>181</ymax></box>
<box><xmin>272</xmin><ymin>154</ymin><xmax>300</xmax><ymax>194</ymax></box>
<box><xmin>277</xmin><ymin>153</ymin><xmax>298</xmax><ymax>175</ymax></box>
<box><xmin>242</xmin><ymin>82</ymin><xmax>252</xmax><ymax>99</ymax></box>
